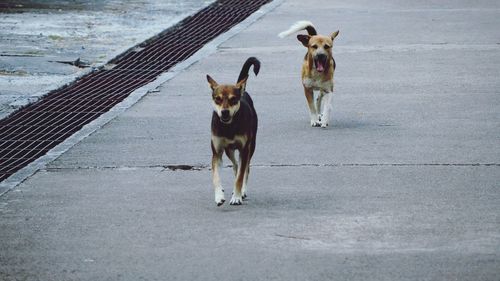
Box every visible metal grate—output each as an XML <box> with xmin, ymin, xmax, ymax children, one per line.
<box><xmin>0</xmin><ymin>0</ymin><xmax>272</xmax><ymax>182</ymax></box>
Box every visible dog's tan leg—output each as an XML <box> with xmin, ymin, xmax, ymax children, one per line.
<box><xmin>304</xmin><ymin>87</ymin><xmax>320</xmax><ymax>127</ymax></box>
<box><xmin>242</xmin><ymin>135</ymin><xmax>256</xmax><ymax>200</ymax></box>
<box><xmin>225</xmin><ymin>148</ymin><xmax>238</xmax><ymax>176</ymax></box>
<box><xmin>242</xmin><ymin>163</ymin><xmax>250</xmax><ymax>200</ymax></box>
<box><xmin>211</xmin><ymin>141</ymin><xmax>225</xmax><ymax>206</ymax></box>
<box><xmin>230</xmin><ymin>146</ymin><xmax>250</xmax><ymax>205</ymax></box>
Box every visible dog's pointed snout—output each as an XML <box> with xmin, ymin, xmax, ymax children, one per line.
<box><xmin>220</xmin><ymin>109</ymin><xmax>231</xmax><ymax>123</ymax></box>
<box><xmin>221</xmin><ymin>110</ymin><xmax>230</xmax><ymax>118</ymax></box>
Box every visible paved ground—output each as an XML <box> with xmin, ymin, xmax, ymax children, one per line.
<box><xmin>0</xmin><ymin>0</ymin><xmax>209</xmax><ymax>119</ymax></box>
<box><xmin>1</xmin><ymin>0</ymin><xmax>499</xmax><ymax>280</ymax></box>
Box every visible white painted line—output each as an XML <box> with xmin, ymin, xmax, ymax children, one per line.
<box><xmin>0</xmin><ymin>0</ymin><xmax>285</xmax><ymax>196</ymax></box>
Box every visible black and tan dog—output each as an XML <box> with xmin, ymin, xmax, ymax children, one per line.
<box><xmin>279</xmin><ymin>21</ymin><xmax>339</xmax><ymax>127</ymax></box>
<box><xmin>207</xmin><ymin>57</ymin><xmax>259</xmax><ymax>206</ymax></box>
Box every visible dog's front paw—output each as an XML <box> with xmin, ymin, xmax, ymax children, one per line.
<box><xmin>230</xmin><ymin>194</ymin><xmax>243</xmax><ymax>205</ymax></box>
<box><xmin>215</xmin><ymin>197</ymin><xmax>225</xmax><ymax>206</ymax></box>
<box><xmin>310</xmin><ymin>120</ymin><xmax>321</xmax><ymax>127</ymax></box>
<box><xmin>321</xmin><ymin>121</ymin><xmax>328</xmax><ymax>128</ymax></box>
<box><xmin>215</xmin><ymin>189</ymin><xmax>225</xmax><ymax>206</ymax></box>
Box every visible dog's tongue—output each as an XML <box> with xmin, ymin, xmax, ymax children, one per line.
<box><xmin>316</xmin><ymin>60</ymin><xmax>325</xmax><ymax>72</ymax></box>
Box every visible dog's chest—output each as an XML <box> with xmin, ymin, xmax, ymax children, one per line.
<box><xmin>212</xmin><ymin>135</ymin><xmax>247</xmax><ymax>150</ymax></box>
<box><xmin>303</xmin><ymin>75</ymin><xmax>333</xmax><ymax>92</ymax></box>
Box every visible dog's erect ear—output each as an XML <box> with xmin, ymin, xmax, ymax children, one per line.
<box><xmin>206</xmin><ymin>75</ymin><xmax>218</xmax><ymax>90</ymax></box>
<box><xmin>331</xmin><ymin>30</ymin><xmax>339</xmax><ymax>41</ymax></box>
<box><xmin>236</xmin><ymin>76</ymin><xmax>248</xmax><ymax>93</ymax></box>
<box><xmin>297</xmin><ymin>34</ymin><xmax>310</xmax><ymax>47</ymax></box>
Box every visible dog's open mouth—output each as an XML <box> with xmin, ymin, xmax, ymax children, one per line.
<box><xmin>314</xmin><ymin>55</ymin><xmax>327</xmax><ymax>72</ymax></box>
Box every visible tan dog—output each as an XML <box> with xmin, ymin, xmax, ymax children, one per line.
<box><xmin>279</xmin><ymin>21</ymin><xmax>339</xmax><ymax>127</ymax></box>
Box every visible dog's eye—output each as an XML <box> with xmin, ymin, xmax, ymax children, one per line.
<box><xmin>311</xmin><ymin>44</ymin><xmax>318</xmax><ymax>49</ymax></box>
<box><xmin>214</xmin><ymin>97</ymin><xmax>222</xmax><ymax>104</ymax></box>
<box><xmin>324</xmin><ymin>45</ymin><xmax>331</xmax><ymax>49</ymax></box>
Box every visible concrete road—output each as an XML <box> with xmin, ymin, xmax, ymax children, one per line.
<box><xmin>1</xmin><ymin>0</ymin><xmax>499</xmax><ymax>280</ymax></box>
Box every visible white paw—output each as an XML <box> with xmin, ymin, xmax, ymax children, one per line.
<box><xmin>310</xmin><ymin>119</ymin><xmax>321</xmax><ymax>127</ymax></box>
<box><xmin>215</xmin><ymin>189</ymin><xmax>225</xmax><ymax>206</ymax></box>
<box><xmin>230</xmin><ymin>193</ymin><xmax>243</xmax><ymax>205</ymax></box>
<box><xmin>321</xmin><ymin>121</ymin><xmax>328</xmax><ymax>128</ymax></box>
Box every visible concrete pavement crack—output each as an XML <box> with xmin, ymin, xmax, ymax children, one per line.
<box><xmin>44</xmin><ymin>163</ymin><xmax>499</xmax><ymax>172</ymax></box>
<box><xmin>275</xmin><ymin>233</ymin><xmax>311</xmax><ymax>241</ymax></box>
<box><xmin>264</xmin><ymin>163</ymin><xmax>500</xmax><ymax>167</ymax></box>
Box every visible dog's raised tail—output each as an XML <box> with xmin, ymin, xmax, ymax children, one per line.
<box><xmin>237</xmin><ymin>57</ymin><xmax>260</xmax><ymax>83</ymax></box>
<box><xmin>278</xmin><ymin>20</ymin><xmax>317</xmax><ymax>38</ymax></box>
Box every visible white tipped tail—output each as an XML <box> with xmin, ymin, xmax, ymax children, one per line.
<box><xmin>278</xmin><ymin>20</ymin><xmax>316</xmax><ymax>38</ymax></box>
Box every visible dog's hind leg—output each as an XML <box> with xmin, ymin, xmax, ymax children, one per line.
<box><xmin>242</xmin><ymin>164</ymin><xmax>250</xmax><ymax>200</ymax></box>
<box><xmin>230</xmin><ymin>147</ymin><xmax>250</xmax><ymax>205</ymax></box>
<box><xmin>320</xmin><ymin>91</ymin><xmax>333</xmax><ymax>128</ymax></box>
<box><xmin>212</xmin><ymin>141</ymin><xmax>225</xmax><ymax>206</ymax></box>
<box><xmin>242</xmin><ymin>136</ymin><xmax>256</xmax><ymax>200</ymax></box>
<box><xmin>225</xmin><ymin>148</ymin><xmax>238</xmax><ymax>176</ymax></box>
<box><xmin>304</xmin><ymin>87</ymin><xmax>320</xmax><ymax>127</ymax></box>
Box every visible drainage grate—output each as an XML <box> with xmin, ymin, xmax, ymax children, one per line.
<box><xmin>0</xmin><ymin>0</ymin><xmax>272</xmax><ymax>182</ymax></box>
